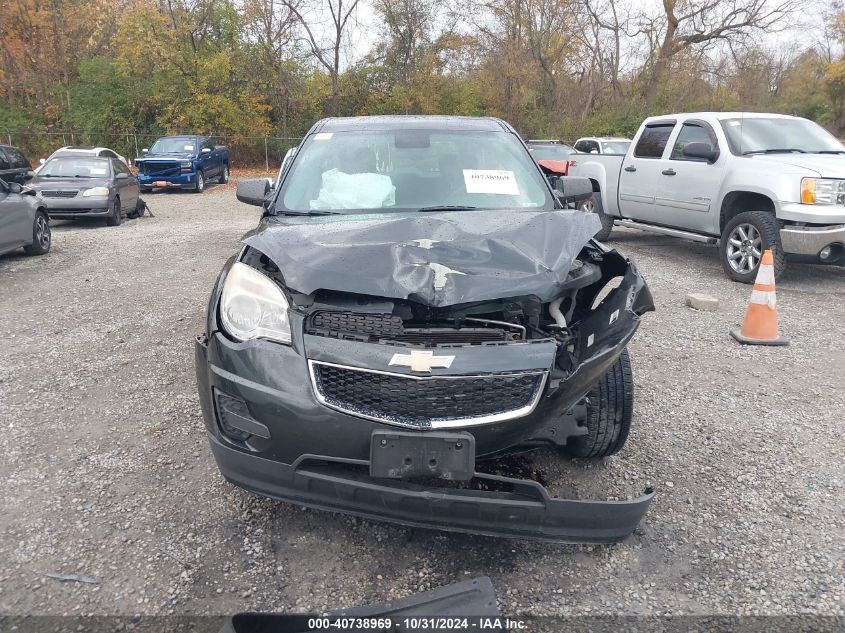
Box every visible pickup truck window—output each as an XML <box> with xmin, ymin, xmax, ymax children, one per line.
<box><xmin>720</xmin><ymin>117</ymin><xmax>845</xmax><ymax>155</ymax></box>
<box><xmin>633</xmin><ymin>124</ymin><xmax>675</xmax><ymax>158</ymax></box>
<box><xmin>150</xmin><ymin>138</ymin><xmax>198</xmax><ymax>154</ymax></box>
<box><xmin>670</xmin><ymin>123</ymin><xmax>717</xmax><ymax>161</ymax></box>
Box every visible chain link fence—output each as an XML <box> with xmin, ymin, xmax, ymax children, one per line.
<box><xmin>1</xmin><ymin>130</ymin><xmax>302</xmax><ymax>170</ymax></box>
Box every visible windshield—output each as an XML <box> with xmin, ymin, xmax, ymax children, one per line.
<box><xmin>600</xmin><ymin>141</ymin><xmax>630</xmax><ymax>154</ymax></box>
<box><xmin>278</xmin><ymin>129</ymin><xmax>553</xmax><ymax>213</ymax></box>
<box><xmin>150</xmin><ymin>138</ymin><xmax>197</xmax><ymax>154</ymax></box>
<box><xmin>720</xmin><ymin>117</ymin><xmax>844</xmax><ymax>155</ymax></box>
<box><xmin>39</xmin><ymin>157</ymin><xmax>111</xmax><ymax>178</ymax></box>
<box><xmin>528</xmin><ymin>145</ymin><xmax>574</xmax><ymax>161</ymax></box>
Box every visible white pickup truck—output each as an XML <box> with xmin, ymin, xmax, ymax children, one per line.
<box><xmin>570</xmin><ymin>112</ymin><xmax>845</xmax><ymax>282</ymax></box>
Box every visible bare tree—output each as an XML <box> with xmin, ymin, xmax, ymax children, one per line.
<box><xmin>642</xmin><ymin>0</ymin><xmax>800</xmax><ymax>110</ymax></box>
<box><xmin>282</xmin><ymin>0</ymin><xmax>361</xmax><ymax>114</ymax></box>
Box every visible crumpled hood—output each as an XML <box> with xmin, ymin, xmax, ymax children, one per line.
<box><xmin>752</xmin><ymin>154</ymin><xmax>845</xmax><ymax>177</ymax></box>
<box><xmin>243</xmin><ymin>209</ymin><xmax>601</xmax><ymax>307</ymax></box>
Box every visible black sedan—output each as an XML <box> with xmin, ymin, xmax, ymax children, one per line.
<box><xmin>28</xmin><ymin>155</ymin><xmax>140</xmax><ymax>226</ymax></box>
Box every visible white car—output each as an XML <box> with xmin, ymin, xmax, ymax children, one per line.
<box><xmin>573</xmin><ymin>137</ymin><xmax>632</xmax><ymax>155</ymax></box>
<box><xmin>37</xmin><ymin>146</ymin><xmax>129</xmax><ymax>171</ymax></box>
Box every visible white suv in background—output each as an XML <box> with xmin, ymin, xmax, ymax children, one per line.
<box><xmin>37</xmin><ymin>146</ymin><xmax>129</xmax><ymax>170</ymax></box>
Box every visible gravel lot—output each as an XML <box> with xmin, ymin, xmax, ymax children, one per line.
<box><xmin>1</xmin><ymin>184</ymin><xmax>843</xmax><ymax>618</ymax></box>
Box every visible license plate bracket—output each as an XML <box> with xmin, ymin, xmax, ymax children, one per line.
<box><xmin>370</xmin><ymin>431</ymin><xmax>475</xmax><ymax>481</ymax></box>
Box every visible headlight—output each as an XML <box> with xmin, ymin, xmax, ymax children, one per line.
<box><xmin>82</xmin><ymin>186</ymin><xmax>110</xmax><ymax>197</ymax></box>
<box><xmin>180</xmin><ymin>161</ymin><xmax>192</xmax><ymax>168</ymax></box>
<box><xmin>219</xmin><ymin>262</ymin><xmax>291</xmax><ymax>344</ymax></box>
<box><xmin>801</xmin><ymin>178</ymin><xmax>845</xmax><ymax>205</ymax></box>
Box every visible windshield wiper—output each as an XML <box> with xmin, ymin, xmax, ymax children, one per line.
<box><xmin>816</xmin><ymin>150</ymin><xmax>845</xmax><ymax>154</ymax></box>
<box><xmin>417</xmin><ymin>205</ymin><xmax>479</xmax><ymax>212</ymax></box>
<box><xmin>278</xmin><ymin>210</ymin><xmax>340</xmax><ymax>216</ymax></box>
<box><xmin>742</xmin><ymin>148</ymin><xmax>807</xmax><ymax>155</ymax></box>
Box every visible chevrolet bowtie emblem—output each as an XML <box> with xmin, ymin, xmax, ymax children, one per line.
<box><xmin>389</xmin><ymin>350</ymin><xmax>455</xmax><ymax>373</ymax></box>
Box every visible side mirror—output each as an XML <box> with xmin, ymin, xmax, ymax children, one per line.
<box><xmin>201</xmin><ymin>147</ymin><xmax>212</xmax><ymax>154</ymax></box>
<box><xmin>682</xmin><ymin>142</ymin><xmax>719</xmax><ymax>163</ymax></box>
<box><xmin>115</xmin><ymin>172</ymin><xmax>129</xmax><ymax>180</ymax></box>
<box><xmin>554</xmin><ymin>176</ymin><xmax>593</xmax><ymax>204</ymax></box>
<box><xmin>141</xmin><ymin>148</ymin><xmax>149</xmax><ymax>154</ymax></box>
<box><xmin>39</xmin><ymin>158</ymin><xmax>46</xmax><ymax>164</ymax></box>
<box><xmin>236</xmin><ymin>178</ymin><xmax>271</xmax><ymax>207</ymax></box>
<box><xmin>8</xmin><ymin>182</ymin><xmax>23</xmax><ymax>194</ymax></box>
<box><xmin>590</xmin><ymin>149</ymin><xmax>599</xmax><ymax>154</ymax></box>
<box><xmin>24</xmin><ymin>170</ymin><xmax>35</xmax><ymax>181</ymax></box>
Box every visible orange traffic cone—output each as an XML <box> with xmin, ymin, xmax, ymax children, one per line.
<box><xmin>730</xmin><ymin>250</ymin><xmax>789</xmax><ymax>346</ymax></box>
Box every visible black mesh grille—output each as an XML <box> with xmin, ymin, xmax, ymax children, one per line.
<box><xmin>312</xmin><ymin>363</ymin><xmax>544</xmax><ymax>427</ymax></box>
<box><xmin>139</xmin><ymin>162</ymin><xmax>181</xmax><ymax>176</ymax></box>
<box><xmin>310</xmin><ymin>311</ymin><xmax>403</xmax><ymax>337</ymax></box>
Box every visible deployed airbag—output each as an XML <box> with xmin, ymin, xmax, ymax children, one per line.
<box><xmin>310</xmin><ymin>168</ymin><xmax>396</xmax><ymax>210</ymax></box>
<box><xmin>244</xmin><ymin>209</ymin><xmax>601</xmax><ymax>307</ymax></box>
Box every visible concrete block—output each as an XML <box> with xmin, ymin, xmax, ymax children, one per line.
<box><xmin>685</xmin><ymin>293</ymin><xmax>719</xmax><ymax>311</ymax></box>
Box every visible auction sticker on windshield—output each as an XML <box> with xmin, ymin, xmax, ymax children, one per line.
<box><xmin>463</xmin><ymin>169</ymin><xmax>520</xmax><ymax>195</ymax></box>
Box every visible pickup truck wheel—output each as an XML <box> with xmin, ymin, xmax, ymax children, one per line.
<box><xmin>563</xmin><ymin>348</ymin><xmax>633</xmax><ymax>458</ymax></box>
<box><xmin>194</xmin><ymin>171</ymin><xmax>205</xmax><ymax>193</ymax></box>
<box><xmin>577</xmin><ymin>192</ymin><xmax>613</xmax><ymax>241</ymax></box>
<box><xmin>24</xmin><ymin>211</ymin><xmax>51</xmax><ymax>255</ymax></box>
<box><xmin>720</xmin><ymin>211</ymin><xmax>786</xmax><ymax>283</ymax></box>
<box><xmin>218</xmin><ymin>165</ymin><xmax>229</xmax><ymax>184</ymax></box>
<box><xmin>106</xmin><ymin>197</ymin><xmax>122</xmax><ymax>226</ymax></box>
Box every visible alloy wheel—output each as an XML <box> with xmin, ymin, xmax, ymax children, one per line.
<box><xmin>726</xmin><ymin>223</ymin><xmax>762</xmax><ymax>274</ymax></box>
<box><xmin>35</xmin><ymin>214</ymin><xmax>51</xmax><ymax>249</ymax></box>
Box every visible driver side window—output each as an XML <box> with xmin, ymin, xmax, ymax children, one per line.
<box><xmin>671</xmin><ymin>123</ymin><xmax>718</xmax><ymax>161</ymax></box>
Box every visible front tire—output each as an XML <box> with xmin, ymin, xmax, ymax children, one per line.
<box><xmin>106</xmin><ymin>197</ymin><xmax>122</xmax><ymax>226</ymax></box>
<box><xmin>563</xmin><ymin>348</ymin><xmax>633</xmax><ymax>458</ymax></box>
<box><xmin>577</xmin><ymin>191</ymin><xmax>614</xmax><ymax>241</ymax></box>
<box><xmin>194</xmin><ymin>171</ymin><xmax>205</xmax><ymax>193</ymax></box>
<box><xmin>218</xmin><ymin>164</ymin><xmax>229</xmax><ymax>184</ymax></box>
<box><xmin>719</xmin><ymin>211</ymin><xmax>785</xmax><ymax>283</ymax></box>
<box><xmin>24</xmin><ymin>210</ymin><xmax>51</xmax><ymax>255</ymax></box>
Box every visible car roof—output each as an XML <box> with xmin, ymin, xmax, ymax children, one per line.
<box><xmin>314</xmin><ymin>116</ymin><xmax>513</xmax><ymax>134</ymax></box>
<box><xmin>577</xmin><ymin>137</ymin><xmax>630</xmax><ymax>142</ymax></box>
<box><xmin>644</xmin><ymin>112</ymin><xmax>806</xmax><ymax>123</ymax></box>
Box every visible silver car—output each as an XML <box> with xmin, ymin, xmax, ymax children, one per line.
<box><xmin>0</xmin><ymin>178</ymin><xmax>51</xmax><ymax>257</ymax></box>
<box><xmin>28</xmin><ymin>156</ymin><xmax>140</xmax><ymax>226</ymax></box>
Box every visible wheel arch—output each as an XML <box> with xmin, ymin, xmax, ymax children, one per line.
<box><xmin>719</xmin><ymin>191</ymin><xmax>776</xmax><ymax>233</ymax></box>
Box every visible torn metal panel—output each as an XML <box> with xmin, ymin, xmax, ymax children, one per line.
<box><xmin>243</xmin><ymin>209</ymin><xmax>601</xmax><ymax>307</ymax></box>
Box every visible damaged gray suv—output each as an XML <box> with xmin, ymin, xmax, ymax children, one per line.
<box><xmin>195</xmin><ymin>116</ymin><xmax>655</xmax><ymax>543</ymax></box>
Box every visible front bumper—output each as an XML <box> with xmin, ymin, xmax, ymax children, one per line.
<box><xmin>207</xmin><ymin>430</ymin><xmax>654</xmax><ymax>543</ymax></box>
<box><xmin>194</xmin><ymin>252</ymin><xmax>654</xmax><ymax>542</ymax></box>
<box><xmin>780</xmin><ymin>224</ymin><xmax>845</xmax><ymax>257</ymax></box>
<box><xmin>41</xmin><ymin>196</ymin><xmax>110</xmax><ymax>217</ymax></box>
<box><xmin>138</xmin><ymin>173</ymin><xmax>195</xmax><ymax>188</ymax></box>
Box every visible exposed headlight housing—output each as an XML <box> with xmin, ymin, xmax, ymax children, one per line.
<box><xmin>801</xmin><ymin>178</ymin><xmax>845</xmax><ymax>205</ymax></box>
<box><xmin>219</xmin><ymin>262</ymin><xmax>291</xmax><ymax>344</ymax></box>
<box><xmin>82</xmin><ymin>186</ymin><xmax>110</xmax><ymax>197</ymax></box>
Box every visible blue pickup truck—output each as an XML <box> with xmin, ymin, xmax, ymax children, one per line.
<box><xmin>135</xmin><ymin>136</ymin><xmax>229</xmax><ymax>193</ymax></box>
